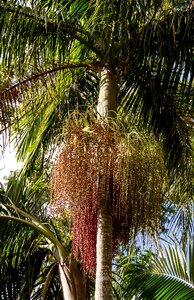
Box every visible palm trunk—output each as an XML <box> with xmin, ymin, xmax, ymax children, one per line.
<box><xmin>59</xmin><ymin>264</ymin><xmax>77</xmax><ymax>300</ymax></box>
<box><xmin>95</xmin><ymin>67</ymin><xmax>117</xmax><ymax>300</ymax></box>
<box><xmin>59</xmin><ymin>262</ymin><xmax>87</xmax><ymax>300</ymax></box>
<box><xmin>57</xmin><ymin>250</ymin><xmax>86</xmax><ymax>300</ymax></box>
<box><xmin>70</xmin><ymin>256</ymin><xmax>87</xmax><ymax>300</ymax></box>
<box><xmin>97</xmin><ymin>67</ymin><xmax>117</xmax><ymax>119</ymax></box>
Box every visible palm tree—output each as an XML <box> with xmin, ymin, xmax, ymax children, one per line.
<box><xmin>0</xmin><ymin>1</ymin><xmax>193</xmax><ymax>299</ymax></box>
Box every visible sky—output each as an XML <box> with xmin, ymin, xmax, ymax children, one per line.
<box><xmin>0</xmin><ymin>146</ymin><xmax>22</xmax><ymax>184</ymax></box>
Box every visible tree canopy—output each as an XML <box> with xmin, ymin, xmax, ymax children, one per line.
<box><xmin>0</xmin><ymin>1</ymin><xmax>193</xmax><ymax>299</ymax></box>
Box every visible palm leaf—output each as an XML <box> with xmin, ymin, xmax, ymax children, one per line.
<box><xmin>9</xmin><ymin>67</ymin><xmax>99</xmax><ymax>175</ymax></box>
<box><xmin>130</xmin><ymin>273</ymin><xmax>194</xmax><ymax>300</ymax></box>
<box><xmin>123</xmin><ymin>238</ymin><xmax>194</xmax><ymax>299</ymax></box>
<box><xmin>118</xmin><ymin>5</ymin><xmax>194</xmax><ymax>182</ymax></box>
<box><xmin>0</xmin><ymin>176</ymin><xmax>71</xmax><ymax>299</ymax></box>
<box><xmin>0</xmin><ymin>1</ymin><xmax>100</xmax><ymax>68</ymax></box>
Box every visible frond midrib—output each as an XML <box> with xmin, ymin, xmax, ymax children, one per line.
<box><xmin>146</xmin><ymin>271</ymin><xmax>194</xmax><ymax>289</ymax></box>
<box><xmin>0</xmin><ymin>3</ymin><xmax>102</xmax><ymax>57</ymax></box>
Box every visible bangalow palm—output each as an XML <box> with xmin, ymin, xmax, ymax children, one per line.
<box><xmin>0</xmin><ymin>1</ymin><xmax>193</xmax><ymax>299</ymax></box>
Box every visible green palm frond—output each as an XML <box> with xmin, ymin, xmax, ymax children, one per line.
<box><xmin>0</xmin><ymin>1</ymin><xmax>100</xmax><ymax>68</ymax></box>
<box><xmin>118</xmin><ymin>5</ymin><xmax>194</xmax><ymax>180</ymax></box>
<box><xmin>122</xmin><ymin>238</ymin><xmax>194</xmax><ymax>300</ymax></box>
<box><xmin>6</xmin><ymin>66</ymin><xmax>99</xmax><ymax>175</ymax></box>
<box><xmin>0</xmin><ymin>63</ymin><xmax>99</xmax><ymax>131</ymax></box>
<box><xmin>0</xmin><ymin>216</ymin><xmax>63</xmax><ymax>300</ymax></box>
<box><xmin>166</xmin><ymin>200</ymin><xmax>194</xmax><ymax>240</ymax></box>
<box><xmin>0</xmin><ymin>176</ymin><xmax>71</xmax><ymax>299</ymax></box>
<box><xmin>0</xmin><ymin>182</ymin><xmax>50</xmax><ymax>299</ymax></box>
<box><xmin>120</xmin><ymin>73</ymin><xmax>192</xmax><ymax>184</ymax></box>
<box><xmin>0</xmin><ymin>237</ymin><xmax>49</xmax><ymax>300</ymax></box>
<box><xmin>129</xmin><ymin>273</ymin><xmax>194</xmax><ymax>300</ymax></box>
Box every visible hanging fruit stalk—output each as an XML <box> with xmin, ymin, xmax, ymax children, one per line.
<box><xmin>50</xmin><ymin>115</ymin><xmax>165</xmax><ymax>274</ymax></box>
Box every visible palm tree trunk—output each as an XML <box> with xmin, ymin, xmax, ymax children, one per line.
<box><xmin>70</xmin><ymin>256</ymin><xmax>87</xmax><ymax>300</ymax></box>
<box><xmin>59</xmin><ymin>264</ymin><xmax>77</xmax><ymax>300</ymax></box>
<box><xmin>95</xmin><ymin>67</ymin><xmax>117</xmax><ymax>300</ymax></box>
<box><xmin>59</xmin><ymin>262</ymin><xmax>87</xmax><ymax>300</ymax></box>
<box><xmin>58</xmin><ymin>253</ymin><xmax>86</xmax><ymax>300</ymax></box>
<box><xmin>97</xmin><ymin>67</ymin><xmax>117</xmax><ymax>119</ymax></box>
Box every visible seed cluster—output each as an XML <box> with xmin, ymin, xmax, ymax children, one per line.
<box><xmin>50</xmin><ymin>117</ymin><xmax>165</xmax><ymax>274</ymax></box>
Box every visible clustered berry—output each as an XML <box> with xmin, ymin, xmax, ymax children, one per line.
<box><xmin>50</xmin><ymin>115</ymin><xmax>165</xmax><ymax>274</ymax></box>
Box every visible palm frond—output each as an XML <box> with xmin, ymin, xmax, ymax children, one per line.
<box><xmin>0</xmin><ymin>182</ymin><xmax>50</xmax><ymax>299</ymax></box>
<box><xmin>118</xmin><ymin>5</ymin><xmax>194</xmax><ymax>181</ymax></box>
<box><xmin>0</xmin><ymin>63</ymin><xmax>99</xmax><ymax>131</ymax></box>
<box><xmin>122</xmin><ymin>238</ymin><xmax>194</xmax><ymax>299</ymax></box>
<box><xmin>0</xmin><ymin>1</ymin><xmax>100</xmax><ymax>69</ymax></box>
<box><xmin>0</xmin><ymin>175</ymin><xmax>71</xmax><ymax>299</ymax></box>
<box><xmin>128</xmin><ymin>273</ymin><xmax>194</xmax><ymax>300</ymax></box>
<box><xmin>7</xmin><ymin>67</ymin><xmax>99</xmax><ymax>175</ymax></box>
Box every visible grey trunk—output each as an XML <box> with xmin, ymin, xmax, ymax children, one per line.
<box><xmin>95</xmin><ymin>67</ymin><xmax>117</xmax><ymax>300</ymax></box>
<box><xmin>97</xmin><ymin>67</ymin><xmax>117</xmax><ymax>119</ymax></box>
<box><xmin>58</xmin><ymin>255</ymin><xmax>86</xmax><ymax>300</ymax></box>
<box><xmin>59</xmin><ymin>264</ymin><xmax>76</xmax><ymax>300</ymax></box>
